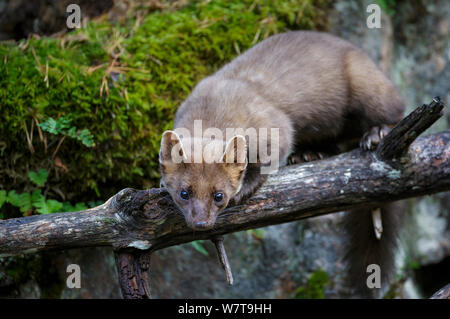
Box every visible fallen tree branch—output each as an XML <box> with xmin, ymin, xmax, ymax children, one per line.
<box><xmin>0</xmin><ymin>98</ymin><xmax>448</xmax><ymax>299</ymax></box>
<box><xmin>0</xmin><ymin>101</ymin><xmax>448</xmax><ymax>257</ymax></box>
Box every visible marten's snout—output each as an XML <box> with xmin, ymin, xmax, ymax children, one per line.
<box><xmin>187</xmin><ymin>199</ymin><xmax>217</xmax><ymax>231</ymax></box>
<box><xmin>189</xmin><ymin>218</ymin><xmax>215</xmax><ymax>231</ymax></box>
<box><xmin>193</xmin><ymin>221</ymin><xmax>209</xmax><ymax>229</ymax></box>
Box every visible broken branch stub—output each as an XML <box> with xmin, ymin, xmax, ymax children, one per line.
<box><xmin>370</xmin><ymin>96</ymin><xmax>445</xmax><ymax>240</ymax></box>
<box><xmin>376</xmin><ymin>96</ymin><xmax>444</xmax><ymax>161</ymax></box>
<box><xmin>115</xmin><ymin>250</ymin><xmax>152</xmax><ymax>299</ymax></box>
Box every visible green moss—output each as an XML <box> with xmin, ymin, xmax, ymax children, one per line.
<box><xmin>294</xmin><ymin>269</ymin><xmax>329</xmax><ymax>299</ymax></box>
<box><xmin>0</xmin><ymin>0</ymin><xmax>331</xmax><ymax>209</ymax></box>
<box><xmin>376</xmin><ymin>0</ymin><xmax>397</xmax><ymax>15</ymax></box>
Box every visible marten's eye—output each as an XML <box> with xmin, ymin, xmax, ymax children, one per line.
<box><xmin>214</xmin><ymin>192</ymin><xmax>224</xmax><ymax>202</ymax></box>
<box><xmin>180</xmin><ymin>190</ymin><xmax>189</xmax><ymax>200</ymax></box>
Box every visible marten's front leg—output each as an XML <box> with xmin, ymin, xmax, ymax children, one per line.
<box><xmin>229</xmin><ymin>163</ymin><xmax>268</xmax><ymax>205</ymax></box>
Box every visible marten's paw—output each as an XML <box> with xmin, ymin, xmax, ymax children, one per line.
<box><xmin>360</xmin><ymin>125</ymin><xmax>391</xmax><ymax>151</ymax></box>
<box><xmin>287</xmin><ymin>151</ymin><xmax>327</xmax><ymax>165</ymax></box>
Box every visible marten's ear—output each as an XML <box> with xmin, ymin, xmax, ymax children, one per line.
<box><xmin>160</xmin><ymin>130</ymin><xmax>186</xmax><ymax>164</ymax></box>
<box><xmin>221</xmin><ymin>135</ymin><xmax>247</xmax><ymax>169</ymax></box>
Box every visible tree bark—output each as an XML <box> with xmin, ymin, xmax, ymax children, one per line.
<box><xmin>115</xmin><ymin>250</ymin><xmax>152</xmax><ymax>299</ymax></box>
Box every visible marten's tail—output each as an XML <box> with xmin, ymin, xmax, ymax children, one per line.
<box><xmin>342</xmin><ymin>201</ymin><xmax>405</xmax><ymax>298</ymax></box>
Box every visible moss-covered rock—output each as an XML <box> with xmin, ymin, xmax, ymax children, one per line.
<box><xmin>0</xmin><ymin>0</ymin><xmax>330</xmax><ymax>214</ymax></box>
<box><xmin>294</xmin><ymin>269</ymin><xmax>330</xmax><ymax>299</ymax></box>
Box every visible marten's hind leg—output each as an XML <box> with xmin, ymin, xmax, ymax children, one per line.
<box><xmin>345</xmin><ymin>49</ymin><xmax>405</xmax><ymax>143</ymax></box>
<box><xmin>359</xmin><ymin>124</ymin><xmax>393</xmax><ymax>151</ymax></box>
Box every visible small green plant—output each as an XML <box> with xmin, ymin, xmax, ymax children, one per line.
<box><xmin>31</xmin><ymin>190</ymin><xmax>63</xmax><ymax>214</ymax></box>
<box><xmin>0</xmin><ymin>168</ymin><xmax>96</xmax><ymax>217</ymax></box>
<box><xmin>4</xmin><ymin>190</ymin><xmax>33</xmax><ymax>214</ymax></box>
<box><xmin>294</xmin><ymin>269</ymin><xmax>329</xmax><ymax>299</ymax></box>
<box><xmin>28</xmin><ymin>168</ymin><xmax>49</xmax><ymax>187</ymax></box>
<box><xmin>39</xmin><ymin>115</ymin><xmax>95</xmax><ymax>147</ymax></box>
<box><xmin>62</xmin><ymin>202</ymin><xmax>89</xmax><ymax>212</ymax></box>
<box><xmin>377</xmin><ymin>0</ymin><xmax>396</xmax><ymax>15</ymax></box>
<box><xmin>191</xmin><ymin>240</ymin><xmax>209</xmax><ymax>256</ymax></box>
<box><xmin>247</xmin><ymin>229</ymin><xmax>265</xmax><ymax>240</ymax></box>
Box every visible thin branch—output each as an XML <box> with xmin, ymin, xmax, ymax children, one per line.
<box><xmin>212</xmin><ymin>236</ymin><xmax>233</xmax><ymax>285</ymax></box>
<box><xmin>52</xmin><ymin>135</ymin><xmax>66</xmax><ymax>159</ymax></box>
<box><xmin>23</xmin><ymin>120</ymin><xmax>35</xmax><ymax>154</ymax></box>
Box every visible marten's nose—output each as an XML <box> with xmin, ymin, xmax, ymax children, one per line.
<box><xmin>194</xmin><ymin>221</ymin><xmax>208</xmax><ymax>229</ymax></box>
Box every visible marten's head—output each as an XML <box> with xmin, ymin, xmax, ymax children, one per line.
<box><xmin>159</xmin><ymin>131</ymin><xmax>247</xmax><ymax>231</ymax></box>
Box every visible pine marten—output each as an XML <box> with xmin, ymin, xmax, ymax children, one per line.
<box><xmin>159</xmin><ymin>31</ymin><xmax>405</xmax><ymax>297</ymax></box>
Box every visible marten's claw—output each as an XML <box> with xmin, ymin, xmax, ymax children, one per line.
<box><xmin>360</xmin><ymin>124</ymin><xmax>392</xmax><ymax>151</ymax></box>
<box><xmin>287</xmin><ymin>151</ymin><xmax>327</xmax><ymax>165</ymax></box>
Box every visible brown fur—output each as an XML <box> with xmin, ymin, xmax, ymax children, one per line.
<box><xmin>161</xmin><ymin>31</ymin><xmax>404</xmax><ymax>223</ymax></box>
<box><xmin>160</xmin><ymin>31</ymin><xmax>406</xmax><ymax>296</ymax></box>
<box><xmin>160</xmin><ymin>132</ymin><xmax>246</xmax><ymax>229</ymax></box>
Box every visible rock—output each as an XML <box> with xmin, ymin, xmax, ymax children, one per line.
<box><xmin>0</xmin><ymin>0</ymin><xmax>113</xmax><ymax>40</ymax></box>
